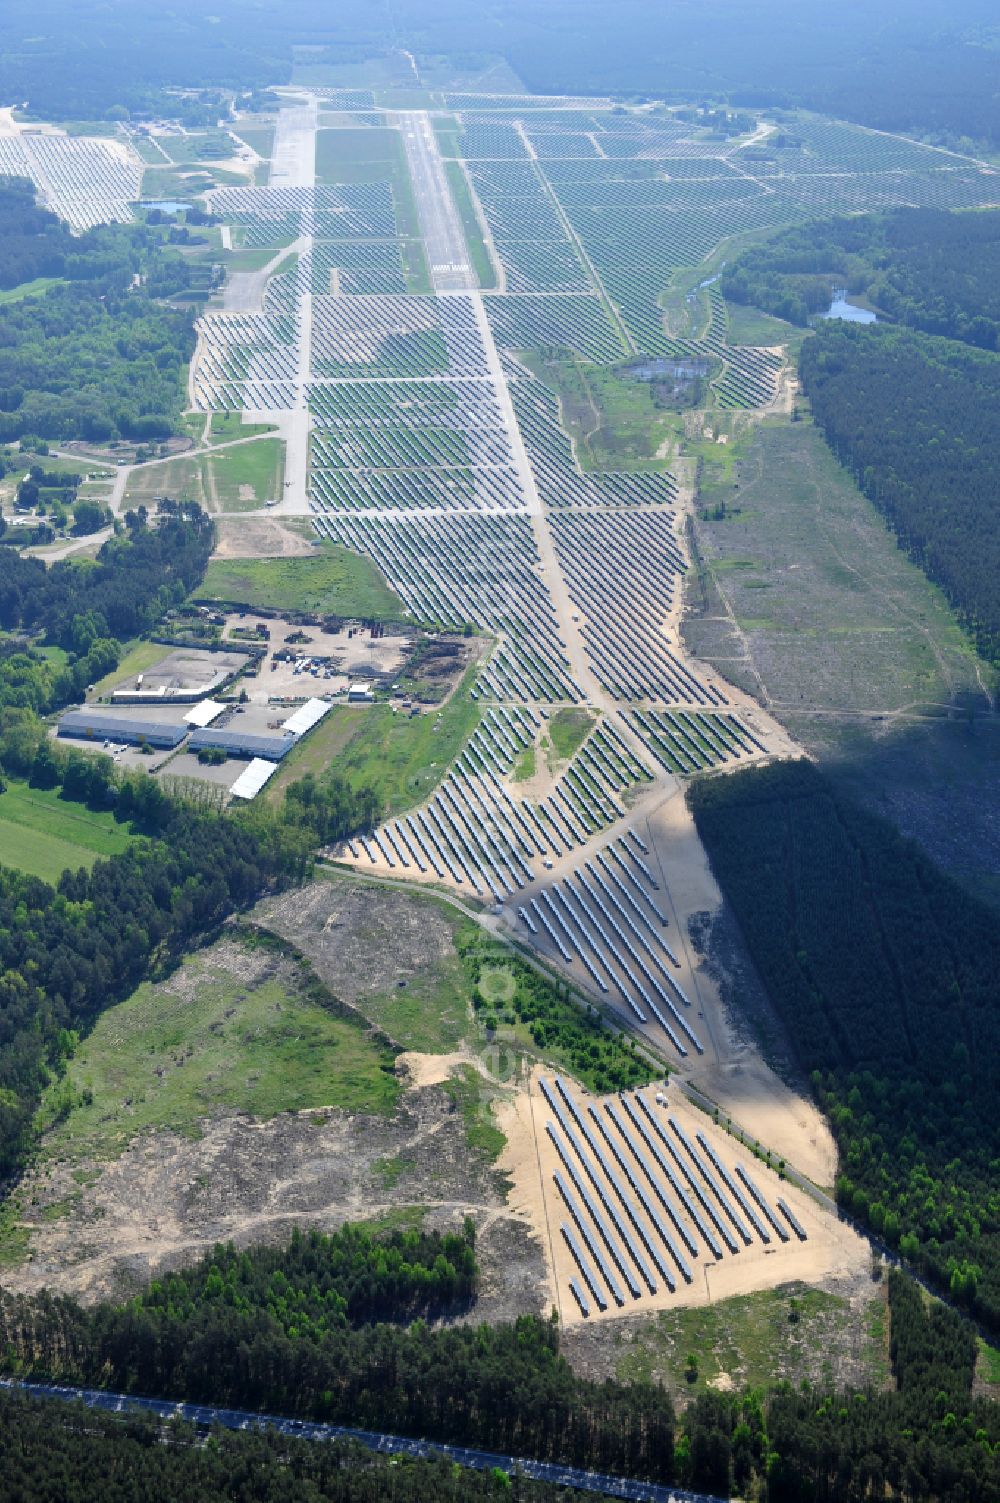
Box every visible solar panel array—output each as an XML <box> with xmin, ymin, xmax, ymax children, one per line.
<box><xmin>0</xmin><ymin>131</ymin><xmax>142</xmax><ymax>228</ymax></box>
<box><xmin>342</xmin><ymin>713</ymin><xmax>656</xmax><ymax>905</ymax></box>
<box><xmin>540</xmin><ymin>1078</ymin><xmax>805</xmax><ymax>1316</ymax></box>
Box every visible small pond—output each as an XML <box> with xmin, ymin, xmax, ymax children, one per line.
<box><xmin>821</xmin><ymin>288</ymin><xmax>877</xmax><ymax>324</ymax></box>
<box><xmin>625</xmin><ymin>357</ymin><xmax>710</xmax><ymax>382</ymax></box>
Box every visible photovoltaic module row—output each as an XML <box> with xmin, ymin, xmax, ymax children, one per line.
<box><xmin>540</xmin><ymin>1081</ymin><xmax>803</xmax><ymax>1316</ymax></box>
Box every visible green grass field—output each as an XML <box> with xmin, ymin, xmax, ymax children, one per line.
<box><xmin>441</xmin><ymin>1065</ymin><xmax>506</xmax><ymax>1163</ymax></box>
<box><xmin>124</xmin><ymin>438</ymin><xmax>285</xmax><ymax>513</ymax></box>
<box><xmin>196</xmin><ymin>543</ymin><xmax>406</xmax><ymax>618</ymax></box>
<box><xmin>314</xmin><ymin>126</ymin><xmax>426</xmax><ymax>283</ymax></box>
<box><xmin>444</xmin><ymin>161</ymin><xmax>497</xmax><ymax>289</ymax></box>
<box><xmin>0</xmin><ymin>781</ymin><xmax>137</xmax><ymax>882</ymax></box>
<box><xmin>233</xmin><ymin>126</ymin><xmax>274</xmax><ymax>159</ymax></box>
<box><xmin>37</xmin><ymin>938</ymin><xmax>400</xmax><ymax>1162</ymax></box>
<box><xmin>208</xmin><ymin>412</ymin><xmax>278</xmax><ymax>443</ymax></box>
<box><xmin>270</xmin><ymin>664</ymin><xmax>481</xmax><ymax>814</ymax></box>
<box><xmin>316</xmin><ymin>128</ymin><xmax>401</xmax><ymax>177</ymax></box>
<box><xmin>0</xmin><ymin>276</ymin><xmax>65</xmax><ymax>305</ymax></box>
<box><xmin>511</xmin><ymin>743</ymin><xmax>536</xmax><ymax>782</ymax></box>
<box><xmin>432</xmin><ymin>117</ymin><xmax>461</xmax><ymax>158</ymax></box>
<box><xmin>548</xmin><ymin>707</ymin><xmax>595</xmax><ymax>761</ymax></box>
<box><xmin>157</xmin><ymin>132</ymin><xmax>237</xmax><ymax>165</ymax></box>
<box><xmin>519</xmin><ymin>354</ymin><xmax>678</xmax><ymax>471</ymax></box>
<box><xmin>613</xmin><ymin>1284</ymin><xmax>889</xmax><ymax>1393</ymax></box>
<box><xmin>978</xmin><ymin>1338</ymin><xmax>1000</xmax><ymax>1387</ymax></box>
<box><xmin>724</xmin><ymin>299</ymin><xmax>799</xmax><ymax>348</ymax></box>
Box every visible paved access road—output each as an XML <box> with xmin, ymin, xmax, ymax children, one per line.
<box><xmin>1</xmin><ymin>1379</ymin><xmax>724</xmax><ymax>1503</ymax></box>
<box><xmin>398</xmin><ymin>111</ymin><xmax>474</xmax><ymax>291</ymax></box>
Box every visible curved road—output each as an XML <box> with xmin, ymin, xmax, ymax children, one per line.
<box><xmin>1</xmin><ymin>1378</ymin><xmax>724</xmax><ymax>1503</ymax></box>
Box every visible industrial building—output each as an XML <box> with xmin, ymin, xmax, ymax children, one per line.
<box><xmin>183</xmin><ymin>699</ymin><xmax>227</xmax><ymax>728</ymax></box>
<box><xmin>229</xmin><ymin>758</ymin><xmax>279</xmax><ymax>800</ymax></box>
<box><xmin>57</xmin><ymin>711</ymin><xmax>187</xmax><ymax>750</ymax></box>
<box><xmin>188</xmin><ymin>728</ymin><xmax>294</xmax><ymax>761</ymax></box>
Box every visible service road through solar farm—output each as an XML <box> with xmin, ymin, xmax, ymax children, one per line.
<box><xmin>179</xmin><ymin>86</ymin><xmax>998</xmax><ymax>1319</ymax></box>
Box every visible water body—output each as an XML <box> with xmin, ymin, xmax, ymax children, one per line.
<box><xmin>626</xmin><ymin>357</ymin><xmax>710</xmax><ymax>381</ymax></box>
<box><xmin>821</xmin><ymin>288</ymin><xmax>877</xmax><ymax>324</ymax></box>
<box><xmin>139</xmin><ymin>199</ymin><xmax>188</xmax><ymax>214</ymax></box>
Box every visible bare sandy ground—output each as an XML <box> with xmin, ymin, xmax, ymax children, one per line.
<box><xmin>509</xmin><ymin>1068</ymin><xmax>866</xmax><ymax>1332</ymax></box>
<box><xmin>641</xmin><ymin>785</ymin><xmax>837</xmax><ymax>1189</ymax></box>
<box><xmin>211</xmin><ymin>515</ymin><xmax>314</xmax><ymax>558</ymax></box>
<box><xmin>4</xmin><ymin>1057</ymin><xmax>547</xmax><ymax>1322</ymax></box>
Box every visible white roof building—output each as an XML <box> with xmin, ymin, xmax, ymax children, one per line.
<box><xmin>183</xmin><ymin>698</ymin><xmax>227</xmax><ymax>728</ymax></box>
<box><xmin>229</xmin><ymin>758</ymin><xmax>278</xmax><ymax>800</ymax></box>
<box><xmin>281</xmin><ymin>697</ymin><xmax>332</xmax><ymax>736</ymax></box>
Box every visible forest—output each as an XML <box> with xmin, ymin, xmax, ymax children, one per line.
<box><xmin>689</xmin><ymin>760</ymin><xmax>1000</xmax><ymax>1328</ymax></box>
<box><xmin>0</xmin><ymin>1394</ymin><xmax>585</xmax><ymax>1503</ymax></box>
<box><xmin>0</xmin><ymin>502</ymin><xmax>215</xmax><ymax>714</ymax></box>
<box><xmin>0</xmin><ymin>1286</ymin><xmax>677</xmax><ymax>1484</ymax></box>
<box><xmin>799</xmin><ymin>321</ymin><xmax>1000</xmax><ymax>663</ymax></box>
<box><xmin>0</xmin><ymin>183</ymin><xmax>195</xmax><ymax>442</ymax></box>
<box><xmin>723</xmin><ymin>208</ymin><xmax>1000</xmax><ymax>347</ymax></box>
<box><xmin>0</xmin><ymin>501</ymin><xmax>213</xmax><ymax>648</ymax></box>
<box><xmin>138</xmin><ymin>1222</ymin><xmax>481</xmax><ymax>1330</ymax></box>
<box><xmin>3</xmin><ymin>1</ymin><xmax>1000</xmax><ymax>147</ymax></box>
<box><xmin>0</xmin><ymin>1224</ymin><xmax>996</xmax><ymax>1501</ymax></box>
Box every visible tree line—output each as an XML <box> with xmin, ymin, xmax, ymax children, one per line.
<box><xmin>0</xmin><ymin>1220</ymin><xmax>996</xmax><ymax>1499</ymax></box>
<box><xmin>799</xmin><ymin>321</ymin><xmax>1000</xmax><ymax>664</ymax></box>
<box><xmin>0</xmin><ymin>179</ymin><xmax>195</xmax><ymax>442</ymax></box>
<box><xmin>723</xmin><ymin>207</ymin><xmax>1000</xmax><ymax>348</ymax></box>
<box><xmin>689</xmin><ymin>759</ymin><xmax>1000</xmax><ymax>1329</ymax></box>
<box><xmin>457</xmin><ymin>924</ymin><xmax>656</xmax><ymax>1095</ymax></box>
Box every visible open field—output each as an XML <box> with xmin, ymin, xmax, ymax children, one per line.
<box><xmin>255</xmin><ymin>878</ymin><xmax>473</xmax><ymax>1054</ymax></box>
<box><xmin>563</xmin><ymin>1275</ymin><xmax>889</xmax><ymax>1394</ymax></box>
<box><xmin>124</xmin><ymin>439</ymin><xmax>285</xmax><ymax>513</ymax></box>
<box><xmin>0</xmin><ymin>780</ymin><xmax>138</xmax><ymax>882</ymax></box>
<box><xmin>0</xmin><ymin>276</ymin><xmax>66</xmax><ymax>304</ymax></box>
<box><xmin>685</xmin><ymin>414</ymin><xmax>990</xmax><ymax>721</ymax></box>
<box><xmin>724</xmin><ymin>300</ymin><xmax>799</xmax><ymax>348</ymax></box>
<box><xmin>519</xmin><ymin>353</ymin><xmax>679</xmax><ymax>470</ymax></box>
<box><xmin>197</xmin><ymin>543</ymin><xmax>407</xmax><ymax>617</ymax></box>
<box><xmin>683</xmin><ymin>412</ymin><xmax>1000</xmax><ymax>897</ymax></box>
<box><xmin>36</xmin><ymin>934</ymin><xmax>400</xmax><ymax>1165</ymax></box>
<box><xmin>0</xmin><ymin>904</ymin><xmax>546</xmax><ymax>1313</ymax></box>
<box><xmin>547</xmin><ymin>706</ymin><xmax>595</xmax><ymax>761</ymax></box>
<box><xmin>208</xmin><ymin>411</ymin><xmax>277</xmax><ymax>443</ymax></box>
<box><xmin>232</xmin><ymin>126</ymin><xmax>274</xmax><ymax>160</ymax></box>
<box><xmin>267</xmin><ymin>663</ymin><xmax>481</xmax><ymax>812</ymax></box>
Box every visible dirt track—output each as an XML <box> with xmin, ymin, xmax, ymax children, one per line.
<box><xmin>5</xmin><ymin>1066</ymin><xmax>546</xmax><ymax>1321</ymax></box>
